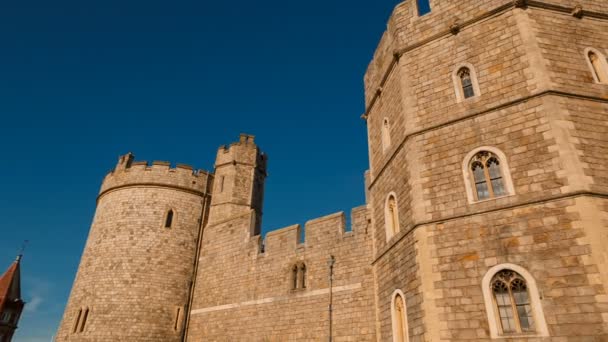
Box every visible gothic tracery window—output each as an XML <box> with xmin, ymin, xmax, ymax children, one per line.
<box><xmin>491</xmin><ymin>270</ymin><xmax>535</xmax><ymax>335</ymax></box>
<box><xmin>458</xmin><ymin>67</ymin><xmax>475</xmax><ymax>99</ymax></box>
<box><xmin>470</xmin><ymin>151</ymin><xmax>506</xmax><ymax>201</ymax></box>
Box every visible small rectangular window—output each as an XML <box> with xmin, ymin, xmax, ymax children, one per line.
<box><xmin>417</xmin><ymin>0</ymin><xmax>431</xmax><ymax>16</ymax></box>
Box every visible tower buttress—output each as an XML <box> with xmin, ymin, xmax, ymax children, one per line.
<box><xmin>209</xmin><ymin>134</ymin><xmax>267</xmax><ymax>236</ymax></box>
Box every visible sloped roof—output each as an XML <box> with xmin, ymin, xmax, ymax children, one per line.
<box><xmin>0</xmin><ymin>256</ymin><xmax>22</xmax><ymax>311</ymax></box>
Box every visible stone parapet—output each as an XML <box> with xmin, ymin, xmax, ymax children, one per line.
<box><xmin>99</xmin><ymin>153</ymin><xmax>213</xmax><ymax>198</ymax></box>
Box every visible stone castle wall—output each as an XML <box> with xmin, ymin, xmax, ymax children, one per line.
<box><xmin>185</xmin><ymin>206</ymin><xmax>376</xmax><ymax>341</ymax></box>
<box><xmin>56</xmin><ymin>1</ymin><xmax>608</xmax><ymax>341</ymax></box>
<box><xmin>56</xmin><ymin>156</ymin><xmax>212</xmax><ymax>341</ymax></box>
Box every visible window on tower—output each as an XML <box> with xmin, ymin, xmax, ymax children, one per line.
<box><xmin>164</xmin><ymin>209</ymin><xmax>174</xmax><ymax>229</ymax></box>
<box><xmin>72</xmin><ymin>309</ymin><xmax>82</xmax><ymax>333</ymax></box>
<box><xmin>385</xmin><ymin>194</ymin><xmax>400</xmax><ymax>241</ymax></box>
<box><xmin>391</xmin><ymin>290</ymin><xmax>409</xmax><ymax>342</ymax></box>
<box><xmin>586</xmin><ymin>48</ymin><xmax>608</xmax><ymax>84</ymax></box>
<box><xmin>482</xmin><ymin>264</ymin><xmax>549</xmax><ymax>338</ymax></box>
<box><xmin>381</xmin><ymin>118</ymin><xmax>391</xmax><ymax>152</ymax></box>
<box><xmin>462</xmin><ymin>147</ymin><xmax>514</xmax><ymax>203</ymax></box>
<box><xmin>79</xmin><ymin>308</ymin><xmax>89</xmax><ymax>332</ymax></box>
<box><xmin>452</xmin><ymin>64</ymin><xmax>481</xmax><ymax>102</ymax></box>
<box><xmin>458</xmin><ymin>68</ymin><xmax>475</xmax><ymax>99</ymax></box>
<box><xmin>469</xmin><ymin>151</ymin><xmax>506</xmax><ymax>201</ymax></box>
<box><xmin>416</xmin><ymin>0</ymin><xmax>431</xmax><ymax>16</ymax></box>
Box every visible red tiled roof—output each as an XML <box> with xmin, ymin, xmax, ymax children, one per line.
<box><xmin>0</xmin><ymin>256</ymin><xmax>22</xmax><ymax>312</ymax></box>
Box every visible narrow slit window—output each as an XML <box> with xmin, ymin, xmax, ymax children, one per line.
<box><xmin>416</xmin><ymin>0</ymin><xmax>431</xmax><ymax>16</ymax></box>
<box><xmin>174</xmin><ymin>307</ymin><xmax>182</xmax><ymax>331</ymax></box>
<box><xmin>79</xmin><ymin>308</ymin><xmax>89</xmax><ymax>333</ymax></box>
<box><xmin>292</xmin><ymin>265</ymin><xmax>298</xmax><ymax>289</ymax></box>
<box><xmin>165</xmin><ymin>210</ymin><xmax>174</xmax><ymax>228</ymax></box>
<box><xmin>72</xmin><ymin>309</ymin><xmax>82</xmax><ymax>333</ymax></box>
<box><xmin>291</xmin><ymin>263</ymin><xmax>307</xmax><ymax>290</ymax></box>
<box><xmin>381</xmin><ymin>118</ymin><xmax>391</xmax><ymax>152</ymax></box>
<box><xmin>218</xmin><ymin>176</ymin><xmax>225</xmax><ymax>193</ymax></box>
<box><xmin>300</xmin><ymin>264</ymin><xmax>307</xmax><ymax>289</ymax></box>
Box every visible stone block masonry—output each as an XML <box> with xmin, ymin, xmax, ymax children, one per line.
<box><xmin>56</xmin><ymin>1</ymin><xmax>608</xmax><ymax>341</ymax></box>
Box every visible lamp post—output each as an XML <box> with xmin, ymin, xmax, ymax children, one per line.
<box><xmin>328</xmin><ymin>255</ymin><xmax>335</xmax><ymax>342</ymax></box>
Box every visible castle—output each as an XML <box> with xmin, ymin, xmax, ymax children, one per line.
<box><xmin>56</xmin><ymin>0</ymin><xmax>608</xmax><ymax>341</ymax></box>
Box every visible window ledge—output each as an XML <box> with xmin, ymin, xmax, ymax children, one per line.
<box><xmin>469</xmin><ymin>193</ymin><xmax>515</xmax><ymax>205</ymax></box>
<box><xmin>492</xmin><ymin>332</ymin><xmax>544</xmax><ymax>339</ymax></box>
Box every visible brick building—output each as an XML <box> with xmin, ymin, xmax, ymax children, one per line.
<box><xmin>56</xmin><ymin>0</ymin><xmax>608</xmax><ymax>340</ymax></box>
<box><xmin>0</xmin><ymin>256</ymin><xmax>25</xmax><ymax>342</ymax></box>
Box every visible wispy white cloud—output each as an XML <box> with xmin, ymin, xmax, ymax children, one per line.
<box><xmin>24</xmin><ymin>295</ymin><xmax>43</xmax><ymax>313</ymax></box>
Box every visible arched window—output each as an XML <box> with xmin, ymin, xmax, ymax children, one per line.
<box><xmin>292</xmin><ymin>265</ymin><xmax>299</xmax><ymax>289</ymax></box>
<box><xmin>164</xmin><ymin>209</ymin><xmax>174</xmax><ymax>229</ymax></box>
<box><xmin>491</xmin><ymin>270</ymin><xmax>534</xmax><ymax>334</ymax></box>
<box><xmin>300</xmin><ymin>264</ymin><xmax>307</xmax><ymax>289</ymax></box>
<box><xmin>458</xmin><ymin>67</ymin><xmax>475</xmax><ymax>99</ymax></box>
<box><xmin>452</xmin><ymin>63</ymin><xmax>481</xmax><ymax>102</ymax></box>
<box><xmin>586</xmin><ymin>49</ymin><xmax>608</xmax><ymax>84</ymax></box>
<box><xmin>463</xmin><ymin>147</ymin><xmax>514</xmax><ymax>203</ymax></box>
<box><xmin>381</xmin><ymin>118</ymin><xmax>391</xmax><ymax>152</ymax></box>
<box><xmin>291</xmin><ymin>263</ymin><xmax>307</xmax><ymax>290</ymax></box>
<box><xmin>482</xmin><ymin>264</ymin><xmax>549</xmax><ymax>338</ymax></box>
<box><xmin>469</xmin><ymin>151</ymin><xmax>506</xmax><ymax>201</ymax></box>
<box><xmin>385</xmin><ymin>194</ymin><xmax>400</xmax><ymax>241</ymax></box>
<box><xmin>391</xmin><ymin>290</ymin><xmax>409</xmax><ymax>342</ymax></box>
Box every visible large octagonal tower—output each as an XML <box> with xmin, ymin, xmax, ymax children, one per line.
<box><xmin>364</xmin><ymin>0</ymin><xmax>608</xmax><ymax>340</ymax></box>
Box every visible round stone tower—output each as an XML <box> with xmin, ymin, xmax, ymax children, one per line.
<box><xmin>56</xmin><ymin>153</ymin><xmax>213</xmax><ymax>341</ymax></box>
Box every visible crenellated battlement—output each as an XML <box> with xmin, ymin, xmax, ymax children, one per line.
<box><xmin>258</xmin><ymin>205</ymin><xmax>370</xmax><ymax>256</ymax></box>
<box><xmin>99</xmin><ymin>153</ymin><xmax>214</xmax><ymax>198</ymax></box>
<box><xmin>215</xmin><ymin>134</ymin><xmax>267</xmax><ymax>173</ymax></box>
<box><xmin>365</xmin><ymin>0</ymin><xmax>515</xmax><ymax>103</ymax></box>
<box><xmin>364</xmin><ymin>0</ymin><xmax>607</xmax><ymax>105</ymax></box>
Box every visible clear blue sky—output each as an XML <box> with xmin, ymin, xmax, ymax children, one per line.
<box><xmin>0</xmin><ymin>1</ymin><xmax>400</xmax><ymax>340</ymax></box>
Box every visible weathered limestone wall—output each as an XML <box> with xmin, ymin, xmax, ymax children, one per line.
<box><xmin>365</xmin><ymin>1</ymin><xmax>608</xmax><ymax>341</ymax></box>
<box><xmin>56</xmin><ymin>156</ymin><xmax>212</xmax><ymax>341</ymax></box>
<box><xmin>186</xmin><ymin>206</ymin><xmax>376</xmax><ymax>341</ymax></box>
